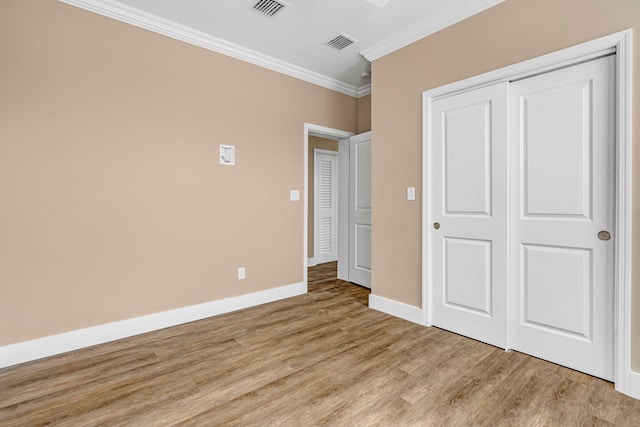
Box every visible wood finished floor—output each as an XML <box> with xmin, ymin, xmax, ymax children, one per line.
<box><xmin>2</xmin><ymin>262</ymin><xmax>640</xmax><ymax>426</ymax></box>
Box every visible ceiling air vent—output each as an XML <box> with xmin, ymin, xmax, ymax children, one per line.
<box><xmin>251</xmin><ymin>0</ymin><xmax>288</xmax><ymax>18</ymax></box>
<box><xmin>326</xmin><ymin>33</ymin><xmax>357</xmax><ymax>51</ymax></box>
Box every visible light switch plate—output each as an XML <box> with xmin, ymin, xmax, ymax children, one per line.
<box><xmin>220</xmin><ymin>144</ymin><xmax>235</xmax><ymax>166</ymax></box>
<box><xmin>290</xmin><ymin>190</ymin><xmax>300</xmax><ymax>201</ymax></box>
<box><xmin>407</xmin><ymin>187</ymin><xmax>416</xmax><ymax>201</ymax></box>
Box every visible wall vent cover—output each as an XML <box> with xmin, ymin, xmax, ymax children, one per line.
<box><xmin>326</xmin><ymin>33</ymin><xmax>357</xmax><ymax>51</ymax></box>
<box><xmin>252</xmin><ymin>0</ymin><xmax>288</xmax><ymax>18</ymax></box>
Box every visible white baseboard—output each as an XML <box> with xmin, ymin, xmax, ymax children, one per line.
<box><xmin>0</xmin><ymin>281</ymin><xmax>306</xmax><ymax>369</ymax></box>
<box><xmin>368</xmin><ymin>294</ymin><xmax>423</xmax><ymax>325</ymax></box>
<box><xmin>625</xmin><ymin>370</ymin><xmax>640</xmax><ymax>399</ymax></box>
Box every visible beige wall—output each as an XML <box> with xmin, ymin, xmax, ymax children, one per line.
<box><xmin>307</xmin><ymin>136</ymin><xmax>339</xmax><ymax>259</ymax></box>
<box><xmin>0</xmin><ymin>0</ymin><xmax>357</xmax><ymax>346</ymax></box>
<box><xmin>357</xmin><ymin>95</ymin><xmax>372</xmax><ymax>133</ymax></box>
<box><xmin>372</xmin><ymin>0</ymin><xmax>640</xmax><ymax>370</ymax></box>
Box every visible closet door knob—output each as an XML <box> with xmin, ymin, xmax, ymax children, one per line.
<box><xmin>433</xmin><ymin>222</ymin><xmax>440</xmax><ymax>230</ymax></box>
<box><xmin>598</xmin><ymin>230</ymin><xmax>611</xmax><ymax>241</ymax></box>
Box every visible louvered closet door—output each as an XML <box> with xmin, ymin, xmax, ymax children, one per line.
<box><xmin>315</xmin><ymin>151</ymin><xmax>338</xmax><ymax>264</ymax></box>
<box><xmin>509</xmin><ymin>56</ymin><xmax>615</xmax><ymax>381</ymax></box>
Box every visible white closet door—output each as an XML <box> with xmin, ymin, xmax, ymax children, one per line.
<box><xmin>315</xmin><ymin>151</ymin><xmax>338</xmax><ymax>264</ymax></box>
<box><xmin>509</xmin><ymin>56</ymin><xmax>615</xmax><ymax>380</ymax></box>
<box><xmin>349</xmin><ymin>132</ymin><xmax>372</xmax><ymax>288</ymax></box>
<box><xmin>428</xmin><ymin>83</ymin><xmax>509</xmax><ymax>348</ymax></box>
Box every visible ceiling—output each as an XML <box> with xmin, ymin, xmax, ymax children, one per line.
<box><xmin>61</xmin><ymin>0</ymin><xmax>505</xmax><ymax>97</ymax></box>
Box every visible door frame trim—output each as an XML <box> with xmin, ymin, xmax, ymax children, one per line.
<box><xmin>421</xmin><ymin>29</ymin><xmax>633</xmax><ymax>396</ymax></box>
<box><xmin>304</xmin><ymin>123</ymin><xmax>354</xmax><ymax>288</ymax></box>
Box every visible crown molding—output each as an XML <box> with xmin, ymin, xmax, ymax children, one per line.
<box><xmin>58</xmin><ymin>0</ymin><xmax>367</xmax><ymax>98</ymax></box>
<box><xmin>361</xmin><ymin>0</ymin><xmax>505</xmax><ymax>62</ymax></box>
<box><xmin>356</xmin><ymin>83</ymin><xmax>371</xmax><ymax>98</ymax></box>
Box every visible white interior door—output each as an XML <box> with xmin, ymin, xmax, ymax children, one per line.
<box><xmin>509</xmin><ymin>56</ymin><xmax>615</xmax><ymax>380</ymax></box>
<box><xmin>428</xmin><ymin>83</ymin><xmax>509</xmax><ymax>348</ymax></box>
<box><xmin>314</xmin><ymin>150</ymin><xmax>338</xmax><ymax>264</ymax></box>
<box><xmin>349</xmin><ymin>132</ymin><xmax>372</xmax><ymax>288</ymax></box>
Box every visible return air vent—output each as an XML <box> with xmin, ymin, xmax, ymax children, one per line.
<box><xmin>251</xmin><ymin>0</ymin><xmax>288</xmax><ymax>18</ymax></box>
<box><xmin>326</xmin><ymin>33</ymin><xmax>357</xmax><ymax>51</ymax></box>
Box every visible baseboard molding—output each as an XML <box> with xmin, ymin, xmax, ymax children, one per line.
<box><xmin>0</xmin><ymin>281</ymin><xmax>306</xmax><ymax>369</ymax></box>
<box><xmin>625</xmin><ymin>370</ymin><xmax>640</xmax><ymax>399</ymax></box>
<box><xmin>368</xmin><ymin>294</ymin><xmax>423</xmax><ymax>325</ymax></box>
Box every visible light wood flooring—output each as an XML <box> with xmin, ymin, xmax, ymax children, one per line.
<box><xmin>2</xmin><ymin>262</ymin><xmax>640</xmax><ymax>426</ymax></box>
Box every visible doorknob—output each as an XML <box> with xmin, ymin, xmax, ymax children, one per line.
<box><xmin>433</xmin><ymin>222</ymin><xmax>440</xmax><ymax>230</ymax></box>
<box><xmin>598</xmin><ymin>230</ymin><xmax>611</xmax><ymax>241</ymax></box>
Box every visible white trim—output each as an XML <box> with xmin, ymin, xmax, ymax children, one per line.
<box><xmin>356</xmin><ymin>84</ymin><xmax>372</xmax><ymax>98</ymax></box>
<box><xmin>360</xmin><ymin>0</ymin><xmax>505</xmax><ymax>62</ymax></box>
<box><xmin>58</xmin><ymin>0</ymin><xmax>368</xmax><ymax>98</ymax></box>
<box><xmin>0</xmin><ymin>281</ymin><xmax>306</xmax><ymax>369</ymax></box>
<box><xmin>422</xmin><ymin>98</ymin><xmax>433</xmax><ymax>327</ymax></box>
<box><xmin>307</xmin><ymin>125</ymin><xmax>354</xmax><ymax>141</ymax></box>
<box><xmin>613</xmin><ymin>29</ymin><xmax>634</xmax><ymax>396</ymax></box>
<box><xmin>337</xmin><ymin>138</ymin><xmax>351</xmax><ymax>281</ymax></box>
<box><xmin>369</xmin><ymin>294</ymin><xmax>423</xmax><ymax>325</ymax></box>
<box><xmin>304</xmin><ymin>124</ymin><xmax>355</xmax><ymax>289</ymax></box>
<box><xmin>422</xmin><ymin>29</ymin><xmax>633</xmax><ymax>397</ymax></box>
<box><xmin>629</xmin><ymin>371</ymin><xmax>640</xmax><ymax>400</ymax></box>
<box><xmin>307</xmin><ymin>257</ymin><xmax>317</xmax><ymax>267</ymax></box>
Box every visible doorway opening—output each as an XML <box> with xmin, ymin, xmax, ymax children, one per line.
<box><xmin>303</xmin><ymin>124</ymin><xmax>372</xmax><ymax>290</ymax></box>
<box><xmin>303</xmin><ymin>124</ymin><xmax>353</xmax><ymax>288</ymax></box>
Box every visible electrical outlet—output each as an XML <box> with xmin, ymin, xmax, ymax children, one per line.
<box><xmin>238</xmin><ymin>267</ymin><xmax>246</xmax><ymax>280</ymax></box>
